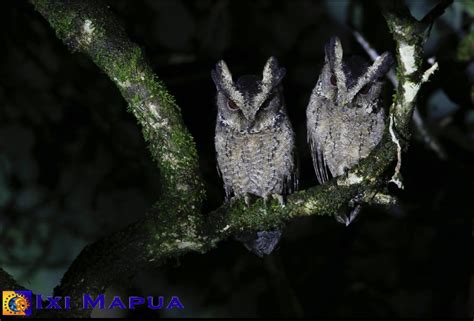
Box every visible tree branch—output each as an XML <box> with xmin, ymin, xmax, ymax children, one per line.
<box><xmin>30</xmin><ymin>0</ymin><xmax>206</xmax><ymax>213</ymax></box>
<box><xmin>41</xmin><ymin>134</ymin><xmax>395</xmax><ymax>317</ymax></box>
<box><xmin>1</xmin><ymin>0</ymin><xmax>446</xmax><ymax>317</ymax></box>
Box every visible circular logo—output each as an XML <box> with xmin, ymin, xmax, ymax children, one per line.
<box><xmin>4</xmin><ymin>292</ymin><xmax>30</xmax><ymax>315</ymax></box>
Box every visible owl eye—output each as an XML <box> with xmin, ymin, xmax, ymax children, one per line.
<box><xmin>330</xmin><ymin>75</ymin><xmax>337</xmax><ymax>86</ymax></box>
<box><xmin>227</xmin><ymin>99</ymin><xmax>239</xmax><ymax>111</ymax></box>
<box><xmin>360</xmin><ymin>84</ymin><xmax>371</xmax><ymax>95</ymax></box>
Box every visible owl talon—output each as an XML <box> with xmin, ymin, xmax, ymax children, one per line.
<box><xmin>272</xmin><ymin>194</ymin><xmax>285</xmax><ymax>207</ymax></box>
<box><xmin>228</xmin><ymin>195</ymin><xmax>239</xmax><ymax>204</ymax></box>
<box><xmin>262</xmin><ymin>195</ymin><xmax>270</xmax><ymax>207</ymax></box>
<box><xmin>244</xmin><ymin>194</ymin><xmax>251</xmax><ymax>207</ymax></box>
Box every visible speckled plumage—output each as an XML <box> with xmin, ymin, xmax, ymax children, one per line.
<box><xmin>215</xmin><ymin>126</ymin><xmax>295</xmax><ymax>200</ymax></box>
<box><xmin>212</xmin><ymin>57</ymin><xmax>296</xmax><ymax>256</ymax></box>
<box><xmin>306</xmin><ymin>37</ymin><xmax>393</xmax><ymax>224</ymax></box>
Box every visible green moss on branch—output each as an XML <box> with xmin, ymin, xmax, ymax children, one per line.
<box><xmin>43</xmin><ymin>128</ymin><xmax>397</xmax><ymax>317</ymax></box>
<box><xmin>31</xmin><ymin>0</ymin><xmax>205</xmax><ymax>212</ymax></box>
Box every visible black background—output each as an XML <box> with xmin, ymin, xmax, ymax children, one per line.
<box><xmin>0</xmin><ymin>0</ymin><xmax>473</xmax><ymax>317</ymax></box>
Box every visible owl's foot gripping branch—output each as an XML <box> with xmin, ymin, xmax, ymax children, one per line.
<box><xmin>0</xmin><ymin>0</ymin><xmax>449</xmax><ymax>317</ymax></box>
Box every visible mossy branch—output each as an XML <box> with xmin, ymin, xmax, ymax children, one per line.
<box><xmin>30</xmin><ymin>0</ymin><xmax>206</xmax><ymax>213</ymax></box>
<box><xmin>1</xmin><ymin>0</ymin><xmax>446</xmax><ymax>317</ymax></box>
<box><xmin>36</xmin><ymin>135</ymin><xmax>394</xmax><ymax>317</ymax></box>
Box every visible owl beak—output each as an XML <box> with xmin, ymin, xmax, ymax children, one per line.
<box><xmin>336</xmin><ymin>96</ymin><xmax>348</xmax><ymax>107</ymax></box>
<box><xmin>242</xmin><ymin>110</ymin><xmax>256</xmax><ymax>129</ymax></box>
<box><xmin>246</xmin><ymin>121</ymin><xmax>255</xmax><ymax>131</ymax></box>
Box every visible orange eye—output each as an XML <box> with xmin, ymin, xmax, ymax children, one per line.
<box><xmin>227</xmin><ymin>100</ymin><xmax>239</xmax><ymax>111</ymax></box>
<box><xmin>330</xmin><ymin>75</ymin><xmax>337</xmax><ymax>86</ymax></box>
<box><xmin>360</xmin><ymin>84</ymin><xmax>370</xmax><ymax>95</ymax></box>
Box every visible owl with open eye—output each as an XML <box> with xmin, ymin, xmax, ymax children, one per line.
<box><xmin>212</xmin><ymin>57</ymin><xmax>297</xmax><ymax>257</ymax></box>
<box><xmin>306</xmin><ymin>36</ymin><xmax>393</xmax><ymax>224</ymax></box>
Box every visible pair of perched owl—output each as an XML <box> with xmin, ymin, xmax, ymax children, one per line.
<box><xmin>212</xmin><ymin>37</ymin><xmax>393</xmax><ymax>256</ymax></box>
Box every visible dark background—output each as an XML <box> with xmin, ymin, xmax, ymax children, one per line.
<box><xmin>0</xmin><ymin>0</ymin><xmax>473</xmax><ymax>317</ymax></box>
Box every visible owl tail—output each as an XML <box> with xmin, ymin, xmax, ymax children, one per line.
<box><xmin>335</xmin><ymin>205</ymin><xmax>362</xmax><ymax>226</ymax></box>
<box><xmin>235</xmin><ymin>229</ymin><xmax>282</xmax><ymax>257</ymax></box>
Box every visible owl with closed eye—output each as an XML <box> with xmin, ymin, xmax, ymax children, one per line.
<box><xmin>306</xmin><ymin>37</ymin><xmax>393</xmax><ymax>224</ymax></box>
<box><xmin>212</xmin><ymin>56</ymin><xmax>297</xmax><ymax>257</ymax></box>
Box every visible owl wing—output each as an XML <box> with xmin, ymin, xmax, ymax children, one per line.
<box><xmin>214</xmin><ymin>124</ymin><xmax>235</xmax><ymax>200</ymax></box>
<box><xmin>306</xmin><ymin>91</ymin><xmax>330</xmax><ymax>184</ymax></box>
<box><xmin>280</xmin><ymin>120</ymin><xmax>298</xmax><ymax>194</ymax></box>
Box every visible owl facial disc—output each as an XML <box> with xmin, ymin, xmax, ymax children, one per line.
<box><xmin>211</xmin><ymin>56</ymin><xmax>286</xmax><ymax>122</ymax></box>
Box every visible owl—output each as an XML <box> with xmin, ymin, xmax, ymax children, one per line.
<box><xmin>306</xmin><ymin>36</ymin><xmax>393</xmax><ymax>224</ymax></box>
<box><xmin>212</xmin><ymin>56</ymin><xmax>297</xmax><ymax>257</ymax></box>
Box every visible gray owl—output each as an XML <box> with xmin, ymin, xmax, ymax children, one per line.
<box><xmin>212</xmin><ymin>56</ymin><xmax>296</xmax><ymax>257</ymax></box>
<box><xmin>306</xmin><ymin>37</ymin><xmax>393</xmax><ymax>224</ymax></box>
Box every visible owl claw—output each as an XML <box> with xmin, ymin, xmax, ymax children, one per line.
<box><xmin>228</xmin><ymin>195</ymin><xmax>239</xmax><ymax>203</ymax></box>
<box><xmin>262</xmin><ymin>195</ymin><xmax>269</xmax><ymax>207</ymax></box>
<box><xmin>228</xmin><ymin>194</ymin><xmax>250</xmax><ymax>207</ymax></box>
<box><xmin>244</xmin><ymin>194</ymin><xmax>251</xmax><ymax>207</ymax></box>
<box><xmin>272</xmin><ymin>194</ymin><xmax>285</xmax><ymax>207</ymax></box>
<box><xmin>262</xmin><ymin>194</ymin><xmax>286</xmax><ymax>207</ymax></box>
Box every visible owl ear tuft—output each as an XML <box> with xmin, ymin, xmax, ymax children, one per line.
<box><xmin>211</xmin><ymin>60</ymin><xmax>234</xmax><ymax>90</ymax></box>
<box><xmin>346</xmin><ymin>51</ymin><xmax>395</xmax><ymax>101</ymax></box>
<box><xmin>371</xmin><ymin>52</ymin><xmax>394</xmax><ymax>80</ymax></box>
<box><xmin>324</xmin><ymin>37</ymin><xmax>344</xmax><ymax>66</ymax></box>
<box><xmin>262</xmin><ymin>56</ymin><xmax>286</xmax><ymax>88</ymax></box>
